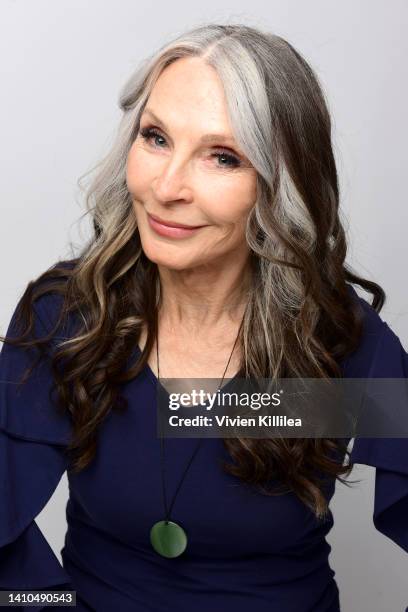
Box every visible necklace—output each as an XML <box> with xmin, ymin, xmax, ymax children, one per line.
<box><xmin>149</xmin><ymin>314</ymin><xmax>244</xmax><ymax>558</ymax></box>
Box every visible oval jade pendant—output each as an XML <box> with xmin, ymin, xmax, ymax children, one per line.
<box><xmin>150</xmin><ymin>520</ymin><xmax>188</xmax><ymax>558</ymax></box>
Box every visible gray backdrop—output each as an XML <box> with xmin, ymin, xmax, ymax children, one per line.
<box><xmin>1</xmin><ymin>1</ymin><xmax>407</xmax><ymax>610</ymax></box>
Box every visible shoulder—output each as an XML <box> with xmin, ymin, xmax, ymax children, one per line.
<box><xmin>345</xmin><ymin>282</ymin><xmax>385</xmax><ymax>334</ymax></box>
<box><xmin>0</xmin><ymin>260</ymin><xmax>78</xmax><ymax>444</ymax></box>
<box><xmin>32</xmin><ymin>259</ymin><xmax>78</xmax><ymax>323</ymax></box>
<box><xmin>16</xmin><ymin>259</ymin><xmax>81</xmax><ymax>347</ymax></box>
<box><xmin>1</xmin><ymin>258</ymin><xmax>80</xmax><ymax>367</ymax></box>
<box><xmin>343</xmin><ymin>283</ymin><xmax>407</xmax><ymax>377</ymax></box>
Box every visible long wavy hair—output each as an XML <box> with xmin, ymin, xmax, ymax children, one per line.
<box><xmin>1</xmin><ymin>23</ymin><xmax>385</xmax><ymax>519</ymax></box>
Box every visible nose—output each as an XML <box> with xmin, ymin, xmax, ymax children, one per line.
<box><xmin>152</xmin><ymin>154</ymin><xmax>193</xmax><ymax>204</ymax></box>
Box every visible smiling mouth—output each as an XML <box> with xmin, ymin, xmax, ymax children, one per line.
<box><xmin>147</xmin><ymin>212</ymin><xmax>206</xmax><ymax>229</ymax></box>
<box><xmin>146</xmin><ymin>212</ymin><xmax>208</xmax><ymax>239</ymax></box>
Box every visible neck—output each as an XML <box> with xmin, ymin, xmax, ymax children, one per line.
<box><xmin>156</xmin><ymin>257</ymin><xmax>252</xmax><ymax>334</ymax></box>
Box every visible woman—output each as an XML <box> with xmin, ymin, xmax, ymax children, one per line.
<box><xmin>1</xmin><ymin>23</ymin><xmax>407</xmax><ymax>612</ymax></box>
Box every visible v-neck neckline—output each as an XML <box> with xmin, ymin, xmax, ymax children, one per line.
<box><xmin>135</xmin><ymin>344</ymin><xmax>242</xmax><ymax>396</ymax></box>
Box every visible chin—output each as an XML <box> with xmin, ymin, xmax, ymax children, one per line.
<box><xmin>140</xmin><ymin>242</ymin><xmax>193</xmax><ymax>271</ymax></box>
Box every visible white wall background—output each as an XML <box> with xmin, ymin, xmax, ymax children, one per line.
<box><xmin>1</xmin><ymin>1</ymin><xmax>407</xmax><ymax>610</ymax></box>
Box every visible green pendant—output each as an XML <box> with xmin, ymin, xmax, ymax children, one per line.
<box><xmin>150</xmin><ymin>520</ymin><xmax>188</xmax><ymax>558</ymax></box>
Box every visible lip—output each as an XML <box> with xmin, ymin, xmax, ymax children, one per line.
<box><xmin>147</xmin><ymin>212</ymin><xmax>207</xmax><ymax>239</ymax></box>
<box><xmin>148</xmin><ymin>213</ymin><xmax>204</xmax><ymax>229</ymax></box>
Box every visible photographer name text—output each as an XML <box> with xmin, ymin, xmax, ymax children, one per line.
<box><xmin>167</xmin><ymin>415</ymin><xmax>302</xmax><ymax>427</ymax></box>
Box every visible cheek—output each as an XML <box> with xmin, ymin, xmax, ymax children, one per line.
<box><xmin>125</xmin><ymin>144</ymin><xmax>152</xmax><ymax>197</ymax></box>
<box><xmin>202</xmin><ymin>175</ymin><xmax>257</xmax><ymax>225</ymax></box>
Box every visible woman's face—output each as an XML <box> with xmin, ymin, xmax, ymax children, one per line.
<box><xmin>126</xmin><ymin>56</ymin><xmax>257</xmax><ymax>271</ymax></box>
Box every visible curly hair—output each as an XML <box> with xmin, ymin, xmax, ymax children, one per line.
<box><xmin>1</xmin><ymin>23</ymin><xmax>385</xmax><ymax>519</ymax></box>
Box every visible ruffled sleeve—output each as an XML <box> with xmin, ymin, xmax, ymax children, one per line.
<box><xmin>346</xmin><ymin>293</ymin><xmax>408</xmax><ymax>553</ymax></box>
<box><xmin>0</xmin><ymin>293</ymin><xmax>74</xmax><ymax>608</ymax></box>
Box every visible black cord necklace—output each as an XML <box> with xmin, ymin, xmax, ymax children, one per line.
<box><xmin>149</xmin><ymin>313</ymin><xmax>244</xmax><ymax>558</ymax></box>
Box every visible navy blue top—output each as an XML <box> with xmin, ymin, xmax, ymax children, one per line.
<box><xmin>1</xmin><ymin>283</ymin><xmax>407</xmax><ymax>611</ymax></box>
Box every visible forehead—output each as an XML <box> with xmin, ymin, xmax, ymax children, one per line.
<box><xmin>145</xmin><ymin>57</ymin><xmax>234</xmax><ymax>134</ymax></box>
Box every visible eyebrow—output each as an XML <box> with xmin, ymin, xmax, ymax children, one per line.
<box><xmin>141</xmin><ymin>107</ymin><xmax>238</xmax><ymax>146</ymax></box>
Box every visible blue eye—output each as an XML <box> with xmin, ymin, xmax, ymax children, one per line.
<box><xmin>139</xmin><ymin>127</ymin><xmax>166</xmax><ymax>148</ymax></box>
<box><xmin>211</xmin><ymin>152</ymin><xmax>241</xmax><ymax>168</ymax></box>
<box><xmin>139</xmin><ymin>126</ymin><xmax>242</xmax><ymax>169</ymax></box>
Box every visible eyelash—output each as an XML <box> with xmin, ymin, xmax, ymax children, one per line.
<box><xmin>138</xmin><ymin>126</ymin><xmax>242</xmax><ymax>169</ymax></box>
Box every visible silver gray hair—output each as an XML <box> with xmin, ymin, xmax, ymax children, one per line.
<box><xmin>79</xmin><ymin>23</ymin><xmax>340</xmax><ymax>379</ymax></box>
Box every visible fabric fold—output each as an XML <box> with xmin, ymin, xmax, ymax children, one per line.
<box><xmin>0</xmin><ymin>292</ymin><xmax>74</xmax><ymax>608</ymax></box>
<box><xmin>0</xmin><ymin>293</ymin><xmax>72</xmax><ymax>445</ymax></box>
<box><xmin>349</xmin><ymin>314</ymin><xmax>408</xmax><ymax>553</ymax></box>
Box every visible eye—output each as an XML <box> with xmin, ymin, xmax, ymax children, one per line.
<box><xmin>138</xmin><ymin>125</ymin><xmax>242</xmax><ymax>169</ymax></box>
<box><xmin>139</xmin><ymin>127</ymin><xmax>167</xmax><ymax>148</ymax></box>
<box><xmin>211</xmin><ymin>151</ymin><xmax>241</xmax><ymax>169</ymax></box>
